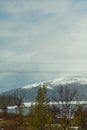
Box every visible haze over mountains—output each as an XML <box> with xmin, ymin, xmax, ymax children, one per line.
<box><xmin>1</xmin><ymin>75</ymin><xmax>87</xmax><ymax>102</ymax></box>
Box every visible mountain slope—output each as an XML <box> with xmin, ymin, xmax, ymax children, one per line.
<box><xmin>1</xmin><ymin>75</ymin><xmax>87</xmax><ymax>102</ymax></box>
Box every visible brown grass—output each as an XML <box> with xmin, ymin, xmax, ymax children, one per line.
<box><xmin>0</xmin><ymin>113</ymin><xmax>30</xmax><ymax>130</ymax></box>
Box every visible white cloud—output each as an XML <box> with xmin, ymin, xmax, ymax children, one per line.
<box><xmin>0</xmin><ymin>0</ymin><xmax>87</xmax><ymax>91</ymax></box>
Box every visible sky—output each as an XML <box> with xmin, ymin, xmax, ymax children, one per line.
<box><xmin>0</xmin><ymin>0</ymin><xmax>87</xmax><ymax>92</ymax></box>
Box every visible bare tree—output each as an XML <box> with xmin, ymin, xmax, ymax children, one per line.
<box><xmin>13</xmin><ymin>90</ymin><xmax>25</xmax><ymax>115</ymax></box>
<box><xmin>13</xmin><ymin>90</ymin><xmax>26</xmax><ymax>124</ymax></box>
<box><xmin>53</xmin><ymin>85</ymin><xmax>79</xmax><ymax>130</ymax></box>
<box><xmin>0</xmin><ymin>95</ymin><xmax>11</xmax><ymax>116</ymax></box>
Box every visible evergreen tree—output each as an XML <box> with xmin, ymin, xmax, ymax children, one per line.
<box><xmin>29</xmin><ymin>84</ymin><xmax>49</xmax><ymax>130</ymax></box>
<box><xmin>74</xmin><ymin>104</ymin><xmax>87</xmax><ymax>129</ymax></box>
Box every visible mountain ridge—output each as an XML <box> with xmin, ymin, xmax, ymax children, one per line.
<box><xmin>1</xmin><ymin>75</ymin><xmax>87</xmax><ymax>102</ymax></box>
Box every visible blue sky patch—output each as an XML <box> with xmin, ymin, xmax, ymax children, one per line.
<box><xmin>0</xmin><ymin>12</ymin><xmax>12</xmax><ymax>20</ymax></box>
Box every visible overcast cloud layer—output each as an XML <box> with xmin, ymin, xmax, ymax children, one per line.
<box><xmin>0</xmin><ymin>0</ymin><xmax>87</xmax><ymax>92</ymax></box>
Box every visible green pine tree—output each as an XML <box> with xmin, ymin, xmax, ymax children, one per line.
<box><xmin>74</xmin><ymin>104</ymin><xmax>87</xmax><ymax>129</ymax></box>
<box><xmin>29</xmin><ymin>84</ymin><xmax>50</xmax><ymax>130</ymax></box>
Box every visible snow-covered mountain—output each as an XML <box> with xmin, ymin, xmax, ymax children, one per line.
<box><xmin>1</xmin><ymin>75</ymin><xmax>87</xmax><ymax>102</ymax></box>
<box><xmin>22</xmin><ymin>75</ymin><xmax>87</xmax><ymax>89</ymax></box>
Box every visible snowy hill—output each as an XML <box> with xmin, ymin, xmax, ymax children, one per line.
<box><xmin>1</xmin><ymin>75</ymin><xmax>87</xmax><ymax>102</ymax></box>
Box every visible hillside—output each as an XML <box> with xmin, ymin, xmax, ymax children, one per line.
<box><xmin>1</xmin><ymin>75</ymin><xmax>87</xmax><ymax>102</ymax></box>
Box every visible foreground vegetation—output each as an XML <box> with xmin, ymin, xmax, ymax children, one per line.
<box><xmin>0</xmin><ymin>84</ymin><xmax>87</xmax><ymax>130</ymax></box>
